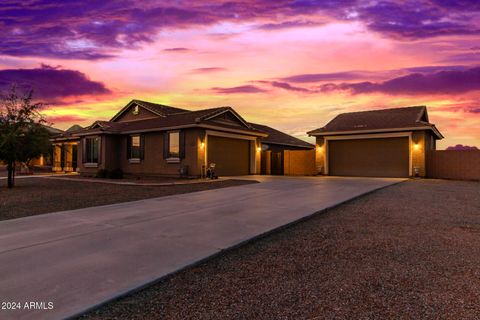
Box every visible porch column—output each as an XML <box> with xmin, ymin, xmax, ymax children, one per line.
<box><xmin>64</xmin><ymin>143</ymin><xmax>73</xmax><ymax>172</ymax></box>
<box><xmin>52</xmin><ymin>144</ymin><xmax>62</xmax><ymax>172</ymax></box>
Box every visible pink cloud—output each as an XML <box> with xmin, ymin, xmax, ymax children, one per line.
<box><xmin>47</xmin><ymin>115</ymin><xmax>88</xmax><ymax>124</ymax></box>
<box><xmin>210</xmin><ymin>85</ymin><xmax>267</xmax><ymax>94</ymax></box>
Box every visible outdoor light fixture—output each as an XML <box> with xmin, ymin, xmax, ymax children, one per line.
<box><xmin>257</xmin><ymin>146</ymin><xmax>261</xmax><ymax>152</ymax></box>
<box><xmin>413</xmin><ymin>143</ymin><xmax>420</xmax><ymax>151</ymax></box>
<box><xmin>200</xmin><ymin>141</ymin><xmax>205</xmax><ymax>148</ymax></box>
<box><xmin>316</xmin><ymin>145</ymin><xmax>323</xmax><ymax>152</ymax></box>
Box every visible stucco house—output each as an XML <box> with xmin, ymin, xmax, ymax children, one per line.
<box><xmin>52</xmin><ymin>100</ymin><xmax>313</xmax><ymax>177</ymax></box>
<box><xmin>308</xmin><ymin>106</ymin><xmax>443</xmax><ymax>178</ymax></box>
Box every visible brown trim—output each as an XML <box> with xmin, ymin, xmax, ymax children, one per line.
<box><xmin>202</xmin><ymin>108</ymin><xmax>250</xmax><ymax>129</ymax></box>
<box><xmin>262</xmin><ymin>141</ymin><xmax>314</xmax><ymax>149</ymax></box>
<box><xmin>308</xmin><ymin>126</ymin><xmax>443</xmax><ymax>139</ymax></box>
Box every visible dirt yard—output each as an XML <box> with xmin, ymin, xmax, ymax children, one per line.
<box><xmin>79</xmin><ymin>179</ymin><xmax>480</xmax><ymax>319</ymax></box>
<box><xmin>0</xmin><ymin>177</ymin><xmax>255</xmax><ymax>221</ymax></box>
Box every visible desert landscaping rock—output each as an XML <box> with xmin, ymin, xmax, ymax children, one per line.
<box><xmin>80</xmin><ymin>179</ymin><xmax>480</xmax><ymax>319</ymax></box>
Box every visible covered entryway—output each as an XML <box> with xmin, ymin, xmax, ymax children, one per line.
<box><xmin>328</xmin><ymin>137</ymin><xmax>409</xmax><ymax>177</ymax></box>
<box><xmin>207</xmin><ymin>135</ymin><xmax>250</xmax><ymax>176</ymax></box>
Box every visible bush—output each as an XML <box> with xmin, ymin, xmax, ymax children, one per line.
<box><xmin>96</xmin><ymin>169</ymin><xmax>109</xmax><ymax>178</ymax></box>
<box><xmin>108</xmin><ymin>168</ymin><xmax>123</xmax><ymax>179</ymax></box>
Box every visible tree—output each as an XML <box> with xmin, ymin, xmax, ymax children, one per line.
<box><xmin>0</xmin><ymin>86</ymin><xmax>50</xmax><ymax>188</ymax></box>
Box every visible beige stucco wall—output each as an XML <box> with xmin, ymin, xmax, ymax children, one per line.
<box><xmin>411</xmin><ymin>131</ymin><xmax>426</xmax><ymax>177</ymax></box>
<box><xmin>254</xmin><ymin>140</ymin><xmax>261</xmax><ymax>174</ymax></box>
<box><xmin>315</xmin><ymin>137</ymin><xmax>326</xmax><ymax>174</ymax></box>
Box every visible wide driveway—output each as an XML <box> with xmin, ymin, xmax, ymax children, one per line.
<box><xmin>0</xmin><ymin>176</ymin><xmax>402</xmax><ymax>320</ymax></box>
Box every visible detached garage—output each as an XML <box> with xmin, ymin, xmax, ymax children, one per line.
<box><xmin>308</xmin><ymin>106</ymin><xmax>444</xmax><ymax>178</ymax></box>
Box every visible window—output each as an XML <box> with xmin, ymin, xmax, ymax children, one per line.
<box><xmin>130</xmin><ymin>135</ymin><xmax>141</xmax><ymax>159</ymax></box>
<box><xmin>168</xmin><ymin>131</ymin><xmax>180</xmax><ymax>158</ymax></box>
<box><xmin>85</xmin><ymin>137</ymin><xmax>99</xmax><ymax>163</ymax></box>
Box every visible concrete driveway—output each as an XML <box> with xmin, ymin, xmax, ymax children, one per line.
<box><xmin>0</xmin><ymin>176</ymin><xmax>403</xmax><ymax>320</ymax></box>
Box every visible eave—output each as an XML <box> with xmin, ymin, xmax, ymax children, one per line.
<box><xmin>308</xmin><ymin>126</ymin><xmax>444</xmax><ymax>139</ymax></box>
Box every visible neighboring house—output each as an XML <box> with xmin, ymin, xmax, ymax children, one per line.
<box><xmin>16</xmin><ymin>125</ymin><xmax>64</xmax><ymax>167</ymax></box>
<box><xmin>308</xmin><ymin>106</ymin><xmax>444</xmax><ymax>178</ymax></box>
<box><xmin>50</xmin><ymin>124</ymin><xmax>84</xmax><ymax>172</ymax></box>
<box><xmin>249</xmin><ymin>123</ymin><xmax>314</xmax><ymax>175</ymax></box>
<box><xmin>52</xmin><ymin>100</ymin><xmax>312</xmax><ymax>177</ymax></box>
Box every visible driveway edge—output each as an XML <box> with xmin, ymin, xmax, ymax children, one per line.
<box><xmin>68</xmin><ymin>178</ymin><xmax>407</xmax><ymax>320</ymax></box>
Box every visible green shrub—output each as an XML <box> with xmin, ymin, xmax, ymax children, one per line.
<box><xmin>96</xmin><ymin>169</ymin><xmax>109</xmax><ymax>178</ymax></box>
<box><xmin>108</xmin><ymin>168</ymin><xmax>123</xmax><ymax>179</ymax></box>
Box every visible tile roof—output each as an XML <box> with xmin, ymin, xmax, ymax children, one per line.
<box><xmin>308</xmin><ymin>106</ymin><xmax>442</xmax><ymax>136</ymax></box>
<box><xmin>73</xmin><ymin>106</ymin><xmax>266</xmax><ymax>136</ymax></box>
<box><xmin>249</xmin><ymin>123</ymin><xmax>314</xmax><ymax>149</ymax></box>
<box><xmin>132</xmin><ymin>99</ymin><xmax>189</xmax><ymax>116</ymax></box>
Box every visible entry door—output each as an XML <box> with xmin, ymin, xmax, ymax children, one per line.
<box><xmin>271</xmin><ymin>152</ymin><xmax>283</xmax><ymax>175</ymax></box>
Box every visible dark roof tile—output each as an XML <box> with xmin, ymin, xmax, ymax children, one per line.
<box><xmin>308</xmin><ymin>106</ymin><xmax>433</xmax><ymax>135</ymax></box>
<box><xmin>249</xmin><ymin>123</ymin><xmax>314</xmax><ymax>148</ymax></box>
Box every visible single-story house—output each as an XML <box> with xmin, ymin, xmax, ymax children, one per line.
<box><xmin>307</xmin><ymin>106</ymin><xmax>443</xmax><ymax>178</ymax></box>
<box><xmin>52</xmin><ymin>100</ymin><xmax>312</xmax><ymax>177</ymax></box>
<box><xmin>249</xmin><ymin>123</ymin><xmax>314</xmax><ymax>174</ymax></box>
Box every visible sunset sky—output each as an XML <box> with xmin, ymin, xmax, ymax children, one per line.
<box><xmin>1</xmin><ymin>0</ymin><xmax>479</xmax><ymax>148</ymax></box>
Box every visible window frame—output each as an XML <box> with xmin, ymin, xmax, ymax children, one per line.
<box><xmin>129</xmin><ymin>134</ymin><xmax>141</xmax><ymax>160</ymax></box>
<box><xmin>84</xmin><ymin>136</ymin><xmax>100</xmax><ymax>165</ymax></box>
<box><xmin>167</xmin><ymin>131</ymin><xmax>180</xmax><ymax>160</ymax></box>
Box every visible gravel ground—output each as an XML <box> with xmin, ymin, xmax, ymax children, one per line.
<box><xmin>0</xmin><ymin>178</ymin><xmax>254</xmax><ymax>221</ymax></box>
<box><xmin>79</xmin><ymin>179</ymin><xmax>480</xmax><ymax>319</ymax></box>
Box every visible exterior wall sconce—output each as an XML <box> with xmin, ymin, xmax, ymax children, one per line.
<box><xmin>316</xmin><ymin>145</ymin><xmax>323</xmax><ymax>152</ymax></box>
<box><xmin>257</xmin><ymin>146</ymin><xmax>262</xmax><ymax>152</ymax></box>
<box><xmin>413</xmin><ymin>143</ymin><xmax>420</xmax><ymax>151</ymax></box>
<box><xmin>200</xmin><ymin>141</ymin><xmax>205</xmax><ymax>149</ymax></box>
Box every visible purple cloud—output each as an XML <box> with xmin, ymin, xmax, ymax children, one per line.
<box><xmin>440</xmin><ymin>52</ymin><xmax>480</xmax><ymax>63</ymax></box>
<box><xmin>281</xmin><ymin>71</ymin><xmax>376</xmax><ymax>83</ymax></box>
<box><xmin>210</xmin><ymin>85</ymin><xmax>266</xmax><ymax>94</ymax></box>
<box><xmin>268</xmin><ymin>81</ymin><xmax>310</xmax><ymax>92</ymax></box>
<box><xmin>0</xmin><ymin>64</ymin><xmax>111</xmax><ymax>101</ymax></box>
<box><xmin>281</xmin><ymin>65</ymin><xmax>473</xmax><ymax>84</ymax></box>
<box><xmin>257</xmin><ymin>20</ymin><xmax>322</xmax><ymax>30</ymax></box>
<box><xmin>163</xmin><ymin>47</ymin><xmax>191</xmax><ymax>52</ymax></box>
<box><xmin>319</xmin><ymin>67</ymin><xmax>480</xmax><ymax>95</ymax></box>
<box><xmin>1</xmin><ymin>1</ymin><xmax>479</xmax><ymax>60</ymax></box>
<box><xmin>357</xmin><ymin>1</ymin><xmax>480</xmax><ymax>39</ymax></box>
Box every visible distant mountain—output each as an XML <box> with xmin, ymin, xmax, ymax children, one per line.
<box><xmin>446</xmin><ymin>144</ymin><xmax>479</xmax><ymax>150</ymax></box>
<box><xmin>66</xmin><ymin>124</ymin><xmax>83</xmax><ymax>132</ymax></box>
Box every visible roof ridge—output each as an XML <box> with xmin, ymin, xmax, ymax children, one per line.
<box><xmin>132</xmin><ymin>99</ymin><xmax>190</xmax><ymax>113</ymax></box>
<box><xmin>339</xmin><ymin>105</ymin><xmax>426</xmax><ymax>116</ymax></box>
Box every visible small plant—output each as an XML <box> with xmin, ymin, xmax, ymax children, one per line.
<box><xmin>96</xmin><ymin>169</ymin><xmax>109</xmax><ymax>178</ymax></box>
<box><xmin>108</xmin><ymin>168</ymin><xmax>123</xmax><ymax>179</ymax></box>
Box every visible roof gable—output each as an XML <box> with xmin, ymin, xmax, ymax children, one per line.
<box><xmin>202</xmin><ymin>107</ymin><xmax>251</xmax><ymax>129</ymax></box>
<box><xmin>110</xmin><ymin>100</ymin><xmax>189</xmax><ymax>122</ymax></box>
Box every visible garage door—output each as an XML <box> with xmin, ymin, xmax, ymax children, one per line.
<box><xmin>208</xmin><ymin>136</ymin><xmax>250</xmax><ymax>176</ymax></box>
<box><xmin>328</xmin><ymin>137</ymin><xmax>409</xmax><ymax>177</ymax></box>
